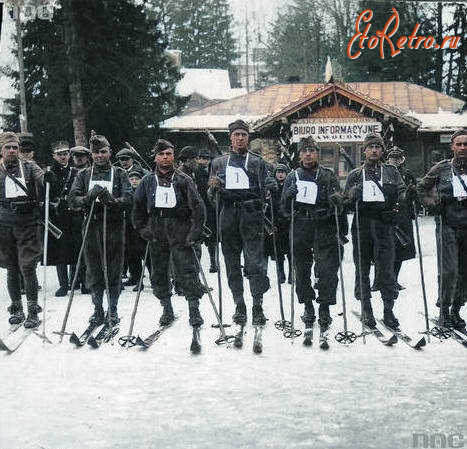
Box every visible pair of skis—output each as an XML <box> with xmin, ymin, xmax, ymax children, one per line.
<box><xmin>0</xmin><ymin>320</ymin><xmax>48</xmax><ymax>353</ymax></box>
<box><xmin>233</xmin><ymin>324</ymin><xmax>263</xmax><ymax>354</ymax></box>
<box><xmin>425</xmin><ymin>315</ymin><xmax>467</xmax><ymax>348</ymax></box>
<box><xmin>69</xmin><ymin>322</ymin><xmax>119</xmax><ymax>348</ymax></box>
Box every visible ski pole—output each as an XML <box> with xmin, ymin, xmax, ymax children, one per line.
<box><xmin>333</xmin><ymin>205</ymin><xmax>356</xmax><ymax>344</ymax></box>
<box><xmin>124</xmin><ymin>141</ymin><xmax>152</xmax><ymax>171</ymax></box>
<box><xmin>193</xmin><ymin>247</ymin><xmax>235</xmax><ymax>345</ymax></box>
<box><xmin>119</xmin><ymin>242</ymin><xmax>149</xmax><ymax>348</ymax></box>
<box><xmin>283</xmin><ymin>199</ymin><xmax>301</xmax><ymax>339</ymax></box>
<box><xmin>269</xmin><ymin>196</ymin><xmax>290</xmax><ymax>331</ymax></box>
<box><xmin>412</xmin><ymin>202</ymin><xmax>430</xmax><ymax>343</ymax></box>
<box><xmin>355</xmin><ymin>200</ymin><xmax>367</xmax><ymax>344</ymax></box>
<box><xmin>39</xmin><ymin>174</ymin><xmax>52</xmax><ymax>344</ymax></box>
<box><xmin>102</xmin><ymin>204</ymin><xmax>114</xmax><ymax>343</ymax></box>
<box><xmin>56</xmin><ymin>200</ymin><xmax>96</xmax><ymax>342</ymax></box>
<box><xmin>211</xmin><ymin>190</ymin><xmax>230</xmax><ymax>328</ymax></box>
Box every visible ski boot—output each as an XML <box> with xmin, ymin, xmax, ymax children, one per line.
<box><xmin>24</xmin><ymin>304</ymin><xmax>42</xmax><ymax>329</ymax></box>
<box><xmin>159</xmin><ymin>298</ymin><xmax>175</xmax><ymax>326</ymax></box>
<box><xmin>8</xmin><ymin>303</ymin><xmax>25</xmax><ymax>325</ymax></box>
<box><xmin>383</xmin><ymin>299</ymin><xmax>399</xmax><ymax>329</ymax></box>
<box><xmin>362</xmin><ymin>300</ymin><xmax>376</xmax><ymax>328</ymax></box>
<box><xmin>252</xmin><ymin>296</ymin><xmax>266</xmax><ymax>326</ymax></box>
<box><xmin>188</xmin><ymin>299</ymin><xmax>204</xmax><ymax>328</ymax></box>
<box><xmin>232</xmin><ymin>298</ymin><xmax>247</xmax><ymax>325</ymax></box>
<box><xmin>301</xmin><ymin>300</ymin><xmax>315</xmax><ymax>328</ymax></box>
<box><xmin>106</xmin><ymin>309</ymin><xmax>120</xmax><ymax>326</ymax></box>
<box><xmin>318</xmin><ymin>303</ymin><xmax>332</xmax><ymax>330</ymax></box>
<box><xmin>89</xmin><ymin>307</ymin><xmax>105</xmax><ymax>326</ymax></box>
<box><xmin>54</xmin><ymin>285</ymin><xmax>68</xmax><ymax>297</ymax></box>
<box><xmin>450</xmin><ymin>304</ymin><xmax>465</xmax><ymax>330</ymax></box>
<box><xmin>438</xmin><ymin>303</ymin><xmax>452</xmax><ymax>328</ymax></box>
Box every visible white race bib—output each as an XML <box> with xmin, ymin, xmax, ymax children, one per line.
<box><xmin>4</xmin><ymin>162</ymin><xmax>27</xmax><ymax>198</ymax></box>
<box><xmin>362</xmin><ymin>168</ymin><xmax>385</xmax><ymax>202</ymax></box>
<box><xmin>296</xmin><ymin>179</ymin><xmax>318</xmax><ymax>204</ymax></box>
<box><xmin>88</xmin><ymin>167</ymin><xmax>114</xmax><ymax>193</ymax></box>
<box><xmin>155</xmin><ymin>185</ymin><xmax>177</xmax><ymax>208</ymax></box>
<box><xmin>452</xmin><ymin>172</ymin><xmax>467</xmax><ymax>199</ymax></box>
<box><xmin>225</xmin><ymin>165</ymin><xmax>250</xmax><ymax>189</ymax></box>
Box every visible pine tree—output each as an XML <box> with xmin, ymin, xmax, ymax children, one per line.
<box><xmin>4</xmin><ymin>0</ymin><xmax>184</xmax><ymax>160</ymax></box>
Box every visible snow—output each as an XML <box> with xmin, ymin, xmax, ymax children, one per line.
<box><xmin>0</xmin><ymin>216</ymin><xmax>466</xmax><ymax>449</ymax></box>
<box><xmin>406</xmin><ymin>110</ymin><xmax>466</xmax><ymax>133</ymax></box>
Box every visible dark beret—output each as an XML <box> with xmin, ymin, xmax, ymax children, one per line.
<box><xmin>228</xmin><ymin>119</ymin><xmax>250</xmax><ymax>134</ymax></box>
<box><xmin>451</xmin><ymin>129</ymin><xmax>467</xmax><ymax>142</ymax></box>
<box><xmin>18</xmin><ymin>133</ymin><xmax>34</xmax><ymax>152</ymax></box>
<box><xmin>298</xmin><ymin>136</ymin><xmax>319</xmax><ymax>152</ymax></box>
<box><xmin>152</xmin><ymin>139</ymin><xmax>174</xmax><ymax>155</ymax></box>
<box><xmin>363</xmin><ymin>133</ymin><xmax>385</xmax><ymax>149</ymax></box>
<box><xmin>178</xmin><ymin>146</ymin><xmax>198</xmax><ymax>162</ymax></box>
<box><xmin>115</xmin><ymin>148</ymin><xmax>134</xmax><ymax>159</ymax></box>
<box><xmin>89</xmin><ymin>134</ymin><xmax>110</xmax><ymax>151</ymax></box>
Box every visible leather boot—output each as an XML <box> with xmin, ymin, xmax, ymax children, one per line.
<box><xmin>89</xmin><ymin>291</ymin><xmax>105</xmax><ymax>325</ymax></box>
<box><xmin>188</xmin><ymin>299</ymin><xmax>203</xmax><ymax>328</ymax></box>
<box><xmin>301</xmin><ymin>300</ymin><xmax>315</xmax><ymax>328</ymax></box>
<box><xmin>232</xmin><ymin>297</ymin><xmax>247</xmax><ymax>325</ymax></box>
<box><xmin>362</xmin><ymin>299</ymin><xmax>376</xmax><ymax>328</ymax></box>
<box><xmin>450</xmin><ymin>303</ymin><xmax>464</xmax><ymax>329</ymax></box>
<box><xmin>318</xmin><ymin>303</ymin><xmax>332</xmax><ymax>329</ymax></box>
<box><xmin>252</xmin><ymin>295</ymin><xmax>266</xmax><ymax>325</ymax></box>
<box><xmin>383</xmin><ymin>299</ymin><xmax>399</xmax><ymax>329</ymax></box>
<box><xmin>159</xmin><ymin>298</ymin><xmax>174</xmax><ymax>326</ymax></box>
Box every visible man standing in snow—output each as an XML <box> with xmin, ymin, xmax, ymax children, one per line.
<box><xmin>0</xmin><ymin>131</ymin><xmax>44</xmax><ymax>328</ymax></box>
<box><xmin>69</xmin><ymin>134</ymin><xmax>132</xmax><ymax>327</ymax></box>
<box><xmin>344</xmin><ymin>133</ymin><xmax>406</xmax><ymax>329</ymax></box>
<box><xmin>417</xmin><ymin>129</ymin><xmax>467</xmax><ymax>329</ymax></box>
<box><xmin>280</xmin><ymin>137</ymin><xmax>343</xmax><ymax>330</ymax></box>
<box><xmin>132</xmin><ymin>139</ymin><xmax>206</xmax><ymax>329</ymax></box>
<box><xmin>208</xmin><ymin>119</ymin><xmax>277</xmax><ymax>326</ymax></box>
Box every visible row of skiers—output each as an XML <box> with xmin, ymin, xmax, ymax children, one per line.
<box><xmin>0</xmin><ymin>124</ymin><xmax>465</xmax><ymax>335</ymax></box>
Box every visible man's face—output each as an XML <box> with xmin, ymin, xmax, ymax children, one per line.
<box><xmin>388</xmin><ymin>155</ymin><xmax>404</xmax><ymax>167</ymax></box>
<box><xmin>129</xmin><ymin>175</ymin><xmax>141</xmax><ymax>188</ymax></box>
<box><xmin>184</xmin><ymin>157</ymin><xmax>198</xmax><ymax>172</ymax></box>
<box><xmin>18</xmin><ymin>150</ymin><xmax>34</xmax><ymax>162</ymax></box>
<box><xmin>230</xmin><ymin>130</ymin><xmax>249</xmax><ymax>153</ymax></box>
<box><xmin>53</xmin><ymin>150</ymin><xmax>70</xmax><ymax>167</ymax></box>
<box><xmin>118</xmin><ymin>156</ymin><xmax>133</xmax><ymax>170</ymax></box>
<box><xmin>451</xmin><ymin>134</ymin><xmax>467</xmax><ymax>161</ymax></box>
<box><xmin>155</xmin><ymin>148</ymin><xmax>174</xmax><ymax>170</ymax></box>
<box><xmin>73</xmin><ymin>153</ymin><xmax>89</xmax><ymax>168</ymax></box>
<box><xmin>364</xmin><ymin>143</ymin><xmax>383</xmax><ymax>163</ymax></box>
<box><xmin>197</xmin><ymin>155</ymin><xmax>210</xmax><ymax>168</ymax></box>
<box><xmin>1</xmin><ymin>142</ymin><xmax>20</xmax><ymax>163</ymax></box>
<box><xmin>91</xmin><ymin>147</ymin><xmax>111</xmax><ymax>166</ymax></box>
<box><xmin>299</xmin><ymin>147</ymin><xmax>319</xmax><ymax>167</ymax></box>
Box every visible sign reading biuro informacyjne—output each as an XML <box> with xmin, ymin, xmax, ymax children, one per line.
<box><xmin>291</xmin><ymin>119</ymin><xmax>382</xmax><ymax>143</ymax></box>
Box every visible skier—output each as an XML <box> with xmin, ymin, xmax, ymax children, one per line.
<box><xmin>207</xmin><ymin>119</ymin><xmax>277</xmax><ymax>326</ymax></box>
<box><xmin>417</xmin><ymin>129</ymin><xmax>467</xmax><ymax>329</ymax></box>
<box><xmin>46</xmin><ymin>140</ymin><xmax>80</xmax><ymax>297</ymax></box>
<box><xmin>132</xmin><ymin>139</ymin><xmax>206</xmax><ymax>329</ymax></box>
<box><xmin>0</xmin><ymin>131</ymin><xmax>44</xmax><ymax>328</ymax></box>
<box><xmin>68</xmin><ymin>134</ymin><xmax>132</xmax><ymax>326</ymax></box>
<box><xmin>344</xmin><ymin>133</ymin><xmax>406</xmax><ymax>328</ymax></box>
<box><xmin>280</xmin><ymin>137</ymin><xmax>343</xmax><ymax>330</ymax></box>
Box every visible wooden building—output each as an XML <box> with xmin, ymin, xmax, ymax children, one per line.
<box><xmin>160</xmin><ymin>81</ymin><xmax>465</xmax><ymax>179</ymax></box>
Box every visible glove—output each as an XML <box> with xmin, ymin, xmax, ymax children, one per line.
<box><xmin>86</xmin><ymin>185</ymin><xmax>104</xmax><ymax>203</ymax></box>
<box><xmin>264</xmin><ymin>175</ymin><xmax>278</xmax><ymax>192</ymax></box>
<box><xmin>328</xmin><ymin>192</ymin><xmax>344</xmax><ymax>211</ymax></box>
<box><xmin>43</xmin><ymin>171</ymin><xmax>55</xmax><ymax>184</ymax></box>
<box><xmin>208</xmin><ymin>175</ymin><xmax>225</xmax><ymax>191</ymax></box>
<box><xmin>139</xmin><ymin>226</ymin><xmax>152</xmax><ymax>242</ymax></box>
<box><xmin>284</xmin><ymin>182</ymin><xmax>298</xmax><ymax>199</ymax></box>
<box><xmin>348</xmin><ymin>185</ymin><xmax>363</xmax><ymax>201</ymax></box>
<box><xmin>98</xmin><ymin>188</ymin><xmax>116</xmax><ymax>205</ymax></box>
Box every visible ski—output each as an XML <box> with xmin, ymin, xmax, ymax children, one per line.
<box><xmin>352</xmin><ymin>311</ymin><xmax>398</xmax><ymax>346</ymax></box>
<box><xmin>234</xmin><ymin>324</ymin><xmax>245</xmax><ymax>349</ymax></box>
<box><xmin>303</xmin><ymin>327</ymin><xmax>313</xmax><ymax>347</ymax></box>
<box><xmin>70</xmin><ymin>323</ymin><xmax>104</xmax><ymax>347</ymax></box>
<box><xmin>319</xmin><ymin>326</ymin><xmax>330</xmax><ymax>350</ymax></box>
<box><xmin>427</xmin><ymin>317</ymin><xmax>467</xmax><ymax>348</ymax></box>
<box><xmin>253</xmin><ymin>325</ymin><xmax>263</xmax><ymax>354</ymax></box>
<box><xmin>8</xmin><ymin>322</ymin><xmax>24</xmax><ymax>334</ymax></box>
<box><xmin>190</xmin><ymin>327</ymin><xmax>201</xmax><ymax>354</ymax></box>
<box><xmin>0</xmin><ymin>321</ymin><xmax>42</xmax><ymax>353</ymax></box>
<box><xmin>377</xmin><ymin>320</ymin><xmax>426</xmax><ymax>350</ymax></box>
<box><xmin>134</xmin><ymin>323</ymin><xmax>173</xmax><ymax>349</ymax></box>
<box><xmin>87</xmin><ymin>324</ymin><xmax>119</xmax><ymax>349</ymax></box>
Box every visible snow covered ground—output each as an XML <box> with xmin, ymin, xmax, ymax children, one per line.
<box><xmin>0</xmin><ymin>216</ymin><xmax>465</xmax><ymax>449</ymax></box>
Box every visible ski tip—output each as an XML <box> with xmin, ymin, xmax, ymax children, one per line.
<box><xmin>253</xmin><ymin>343</ymin><xmax>262</xmax><ymax>354</ymax></box>
<box><xmin>414</xmin><ymin>337</ymin><xmax>426</xmax><ymax>350</ymax></box>
<box><xmin>303</xmin><ymin>338</ymin><xmax>313</xmax><ymax>347</ymax></box>
<box><xmin>320</xmin><ymin>341</ymin><xmax>330</xmax><ymax>350</ymax></box>
<box><xmin>87</xmin><ymin>337</ymin><xmax>98</xmax><ymax>349</ymax></box>
<box><xmin>386</xmin><ymin>335</ymin><xmax>398</xmax><ymax>346</ymax></box>
<box><xmin>190</xmin><ymin>342</ymin><xmax>201</xmax><ymax>354</ymax></box>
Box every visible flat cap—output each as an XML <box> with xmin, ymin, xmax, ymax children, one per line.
<box><xmin>274</xmin><ymin>163</ymin><xmax>290</xmax><ymax>174</ymax></box>
<box><xmin>228</xmin><ymin>119</ymin><xmax>250</xmax><ymax>134</ymax></box>
<box><xmin>51</xmin><ymin>140</ymin><xmax>70</xmax><ymax>153</ymax></box>
<box><xmin>19</xmin><ymin>133</ymin><xmax>35</xmax><ymax>152</ymax></box>
<box><xmin>363</xmin><ymin>133</ymin><xmax>385</xmax><ymax>149</ymax></box>
<box><xmin>128</xmin><ymin>167</ymin><xmax>145</xmax><ymax>179</ymax></box>
<box><xmin>71</xmin><ymin>145</ymin><xmax>91</xmax><ymax>155</ymax></box>
<box><xmin>115</xmin><ymin>148</ymin><xmax>134</xmax><ymax>159</ymax></box>
<box><xmin>89</xmin><ymin>134</ymin><xmax>110</xmax><ymax>151</ymax></box>
<box><xmin>198</xmin><ymin>148</ymin><xmax>212</xmax><ymax>159</ymax></box>
<box><xmin>152</xmin><ymin>138</ymin><xmax>174</xmax><ymax>155</ymax></box>
<box><xmin>298</xmin><ymin>136</ymin><xmax>319</xmax><ymax>152</ymax></box>
<box><xmin>0</xmin><ymin>131</ymin><xmax>20</xmax><ymax>149</ymax></box>
<box><xmin>178</xmin><ymin>146</ymin><xmax>198</xmax><ymax>162</ymax></box>
<box><xmin>451</xmin><ymin>129</ymin><xmax>467</xmax><ymax>142</ymax></box>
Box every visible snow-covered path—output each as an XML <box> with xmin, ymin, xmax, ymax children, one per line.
<box><xmin>1</xmin><ymin>217</ymin><xmax>465</xmax><ymax>449</ymax></box>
